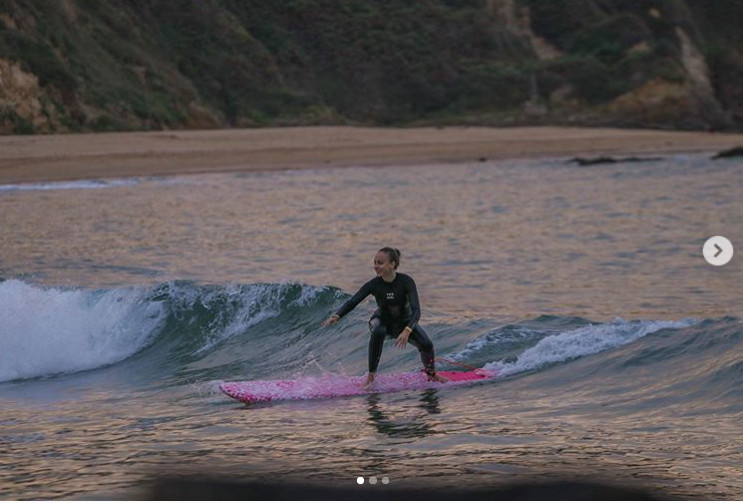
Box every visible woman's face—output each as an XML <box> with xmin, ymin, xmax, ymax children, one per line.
<box><xmin>373</xmin><ymin>251</ymin><xmax>396</xmax><ymax>277</ymax></box>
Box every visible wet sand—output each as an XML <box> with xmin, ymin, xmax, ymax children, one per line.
<box><xmin>1</xmin><ymin>126</ymin><xmax>742</xmax><ymax>184</ymax></box>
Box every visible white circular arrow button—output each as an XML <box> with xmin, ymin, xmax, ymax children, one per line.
<box><xmin>703</xmin><ymin>236</ymin><xmax>733</xmax><ymax>266</ymax></box>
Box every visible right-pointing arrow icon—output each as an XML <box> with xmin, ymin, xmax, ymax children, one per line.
<box><xmin>704</xmin><ymin>236</ymin><xmax>733</xmax><ymax>266</ymax></box>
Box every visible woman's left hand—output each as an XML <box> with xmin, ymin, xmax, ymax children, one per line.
<box><xmin>395</xmin><ymin>330</ymin><xmax>410</xmax><ymax>349</ymax></box>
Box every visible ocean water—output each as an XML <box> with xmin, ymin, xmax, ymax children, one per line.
<box><xmin>1</xmin><ymin>154</ymin><xmax>742</xmax><ymax>499</ymax></box>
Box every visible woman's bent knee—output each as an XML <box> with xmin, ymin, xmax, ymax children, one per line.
<box><xmin>369</xmin><ymin>318</ymin><xmax>386</xmax><ymax>338</ymax></box>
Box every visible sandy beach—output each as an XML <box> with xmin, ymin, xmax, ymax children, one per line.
<box><xmin>1</xmin><ymin>126</ymin><xmax>743</xmax><ymax>185</ymax></box>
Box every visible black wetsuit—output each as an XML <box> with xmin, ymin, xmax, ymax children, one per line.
<box><xmin>334</xmin><ymin>273</ymin><xmax>436</xmax><ymax>375</ymax></box>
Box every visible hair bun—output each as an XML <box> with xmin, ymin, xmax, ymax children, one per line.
<box><xmin>378</xmin><ymin>247</ymin><xmax>402</xmax><ymax>269</ymax></box>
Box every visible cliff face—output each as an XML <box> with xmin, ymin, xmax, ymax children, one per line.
<box><xmin>1</xmin><ymin>0</ymin><xmax>741</xmax><ymax>134</ymax></box>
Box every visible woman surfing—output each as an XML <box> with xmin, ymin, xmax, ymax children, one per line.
<box><xmin>323</xmin><ymin>247</ymin><xmax>448</xmax><ymax>388</ymax></box>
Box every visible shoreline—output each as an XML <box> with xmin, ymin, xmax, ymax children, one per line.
<box><xmin>2</xmin><ymin>126</ymin><xmax>743</xmax><ymax>185</ymax></box>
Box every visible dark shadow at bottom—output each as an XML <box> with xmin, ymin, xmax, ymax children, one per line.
<box><xmin>150</xmin><ymin>477</ymin><xmax>670</xmax><ymax>500</ymax></box>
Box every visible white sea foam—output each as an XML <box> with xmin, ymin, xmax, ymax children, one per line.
<box><xmin>0</xmin><ymin>280</ymin><xmax>165</xmax><ymax>382</ymax></box>
<box><xmin>483</xmin><ymin>318</ymin><xmax>697</xmax><ymax>377</ymax></box>
<box><xmin>191</xmin><ymin>283</ymin><xmax>284</xmax><ymax>355</ymax></box>
<box><xmin>449</xmin><ymin>325</ymin><xmax>544</xmax><ymax>360</ymax></box>
<box><xmin>184</xmin><ymin>282</ymin><xmax>328</xmax><ymax>355</ymax></box>
<box><xmin>0</xmin><ymin>178</ymin><xmax>141</xmax><ymax>193</ymax></box>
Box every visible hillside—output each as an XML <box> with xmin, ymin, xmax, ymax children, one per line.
<box><xmin>1</xmin><ymin>0</ymin><xmax>742</xmax><ymax>134</ymax></box>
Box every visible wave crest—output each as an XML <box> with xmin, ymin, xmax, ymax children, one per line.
<box><xmin>0</xmin><ymin>280</ymin><xmax>337</xmax><ymax>382</ymax></box>
<box><xmin>0</xmin><ymin>280</ymin><xmax>165</xmax><ymax>382</ymax></box>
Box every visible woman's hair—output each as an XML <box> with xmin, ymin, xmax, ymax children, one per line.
<box><xmin>378</xmin><ymin>247</ymin><xmax>402</xmax><ymax>270</ymax></box>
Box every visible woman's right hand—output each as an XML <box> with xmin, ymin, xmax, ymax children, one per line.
<box><xmin>322</xmin><ymin>315</ymin><xmax>340</xmax><ymax>327</ymax></box>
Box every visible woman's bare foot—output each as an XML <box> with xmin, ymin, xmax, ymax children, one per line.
<box><xmin>428</xmin><ymin>373</ymin><xmax>449</xmax><ymax>383</ymax></box>
<box><xmin>364</xmin><ymin>372</ymin><xmax>376</xmax><ymax>389</ymax></box>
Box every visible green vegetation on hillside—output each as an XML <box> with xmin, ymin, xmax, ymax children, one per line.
<box><xmin>1</xmin><ymin>0</ymin><xmax>741</xmax><ymax>133</ymax></box>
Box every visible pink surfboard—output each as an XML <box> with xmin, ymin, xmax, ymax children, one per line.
<box><xmin>220</xmin><ymin>369</ymin><xmax>497</xmax><ymax>404</ymax></box>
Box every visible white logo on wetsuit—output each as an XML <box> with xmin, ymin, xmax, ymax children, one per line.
<box><xmin>386</xmin><ymin>293</ymin><xmax>394</xmax><ymax>300</ymax></box>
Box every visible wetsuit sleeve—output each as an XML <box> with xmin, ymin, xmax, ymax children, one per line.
<box><xmin>404</xmin><ymin>275</ymin><xmax>421</xmax><ymax>330</ymax></box>
<box><xmin>334</xmin><ymin>279</ymin><xmax>375</xmax><ymax>319</ymax></box>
